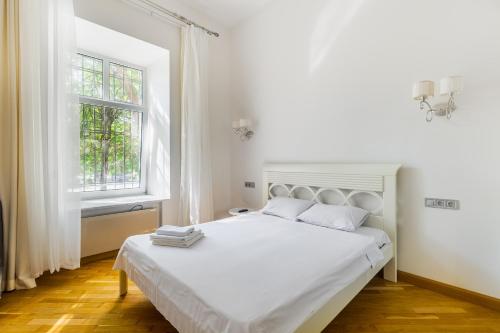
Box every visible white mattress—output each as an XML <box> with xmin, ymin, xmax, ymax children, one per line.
<box><xmin>114</xmin><ymin>213</ymin><xmax>391</xmax><ymax>333</ymax></box>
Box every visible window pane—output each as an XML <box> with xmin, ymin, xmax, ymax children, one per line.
<box><xmin>110</xmin><ymin>63</ymin><xmax>123</xmax><ymax>77</ymax></box>
<box><xmin>124</xmin><ymin>68</ymin><xmax>133</xmax><ymax>79</ymax></box>
<box><xmin>109</xmin><ymin>62</ymin><xmax>143</xmax><ymax>105</ymax></box>
<box><xmin>72</xmin><ymin>54</ymin><xmax>103</xmax><ymax>99</ymax></box>
<box><xmin>83</xmin><ymin>56</ymin><xmax>94</xmax><ymax>70</ymax></box>
<box><xmin>79</xmin><ymin>103</ymin><xmax>143</xmax><ymax>192</ymax></box>
<box><xmin>94</xmin><ymin>59</ymin><xmax>103</xmax><ymax>72</ymax></box>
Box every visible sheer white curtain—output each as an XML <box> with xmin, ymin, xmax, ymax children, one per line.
<box><xmin>19</xmin><ymin>0</ymin><xmax>80</xmax><ymax>278</ymax></box>
<box><xmin>178</xmin><ymin>26</ymin><xmax>214</xmax><ymax>226</ymax></box>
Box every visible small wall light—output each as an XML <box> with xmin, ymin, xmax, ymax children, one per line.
<box><xmin>232</xmin><ymin>119</ymin><xmax>254</xmax><ymax>141</ymax></box>
<box><xmin>413</xmin><ymin>76</ymin><xmax>464</xmax><ymax>122</ymax></box>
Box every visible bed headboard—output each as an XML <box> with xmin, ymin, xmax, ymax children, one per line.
<box><xmin>262</xmin><ymin>163</ymin><xmax>401</xmax><ymax>282</ymax></box>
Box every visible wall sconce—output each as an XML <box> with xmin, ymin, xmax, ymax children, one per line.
<box><xmin>412</xmin><ymin>76</ymin><xmax>464</xmax><ymax>122</ymax></box>
<box><xmin>232</xmin><ymin>119</ymin><xmax>254</xmax><ymax>141</ymax></box>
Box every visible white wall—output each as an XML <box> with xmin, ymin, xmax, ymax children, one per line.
<box><xmin>74</xmin><ymin>0</ymin><xmax>233</xmax><ymax>224</ymax></box>
<box><xmin>147</xmin><ymin>55</ymin><xmax>171</xmax><ymax>203</ymax></box>
<box><xmin>229</xmin><ymin>0</ymin><xmax>500</xmax><ymax>298</ymax></box>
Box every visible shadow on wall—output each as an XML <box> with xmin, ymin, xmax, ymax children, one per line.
<box><xmin>397</xmin><ymin>167</ymin><xmax>425</xmax><ymax>259</ymax></box>
<box><xmin>309</xmin><ymin>0</ymin><xmax>368</xmax><ymax>73</ymax></box>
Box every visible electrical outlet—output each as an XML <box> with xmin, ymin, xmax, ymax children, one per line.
<box><xmin>425</xmin><ymin>198</ymin><xmax>460</xmax><ymax>210</ymax></box>
<box><xmin>244</xmin><ymin>181</ymin><xmax>255</xmax><ymax>189</ymax></box>
<box><xmin>445</xmin><ymin>200</ymin><xmax>460</xmax><ymax>210</ymax></box>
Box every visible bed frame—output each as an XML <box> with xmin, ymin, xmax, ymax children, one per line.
<box><xmin>119</xmin><ymin>163</ymin><xmax>401</xmax><ymax>333</ymax></box>
<box><xmin>262</xmin><ymin>163</ymin><xmax>401</xmax><ymax>332</ymax></box>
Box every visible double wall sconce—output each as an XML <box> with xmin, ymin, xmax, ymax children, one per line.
<box><xmin>413</xmin><ymin>76</ymin><xmax>464</xmax><ymax>122</ymax></box>
<box><xmin>232</xmin><ymin>119</ymin><xmax>254</xmax><ymax>141</ymax></box>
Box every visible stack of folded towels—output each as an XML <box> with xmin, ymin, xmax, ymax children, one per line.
<box><xmin>150</xmin><ymin>225</ymin><xmax>204</xmax><ymax>248</ymax></box>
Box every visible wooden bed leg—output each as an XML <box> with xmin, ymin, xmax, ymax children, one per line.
<box><xmin>384</xmin><ymin>258</ymin><xmax>397</xmax><ymax>282</ymax></box>
<box><xmin>119</xmin><ymin>270</ymin><xmax>128</xmax><ymax>296</ymax></box>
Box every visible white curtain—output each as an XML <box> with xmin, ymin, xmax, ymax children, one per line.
<box><xmin>19</xmin><ymin>0</ymin><xmax>80</xmax><ymax>278</ymax></box>
<box><xmin>178</xmin><ymin>26</ymin><xmax>214</xmax><ymax>226</ymax></box>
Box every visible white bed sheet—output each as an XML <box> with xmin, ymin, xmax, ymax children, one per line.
<box><xmin>355</xmin><ymin>226</ymin><xmax>392</xmax><ymax>248</ymax></box>
<box><xmin>114</xmin><ymin>213</ymin><xmax>390</xmax><ymax>333</ymax></box>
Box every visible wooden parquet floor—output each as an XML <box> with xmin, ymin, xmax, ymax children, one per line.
<box><xmin>0</xmin><ymin>259</ymin><xmax>499</xmax><ymax>333</ymax></box>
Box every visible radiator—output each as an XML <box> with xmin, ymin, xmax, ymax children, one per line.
<box><xmin>81</xmin><ymin>208</ymin><xmax>158</xmax><ymax>258</ymax></box>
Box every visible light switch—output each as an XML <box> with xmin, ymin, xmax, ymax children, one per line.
<box><xmin>244</xmin><ymin>181</ymin><xmax>255</xmax><ymax>189</ymax></box>
<box><xmin>425</xmin><ymin>198</ymin><xmax>460</xmax><ymax>210</ymax></box>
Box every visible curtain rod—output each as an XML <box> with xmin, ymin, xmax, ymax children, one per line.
<box><xmin>123</xmin><ymin>0</ymin><xmax>220</xmax><ymax>37</ymax></box>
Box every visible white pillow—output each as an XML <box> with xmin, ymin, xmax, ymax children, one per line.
<box><xmin>296</xmin><ymin>203</ymin><xmax>369</xmax><ymax>231</ymax></box>
<box><xmin>262</xmin><ymin>197</ymin><xmax>315</xmax><ymax>220</ymax></box>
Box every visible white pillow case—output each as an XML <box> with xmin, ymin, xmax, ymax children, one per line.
<box><xmin>262</xmin><ymin>197</ymin><xmax>315</xmax><ymax>220</ymax></box>
<box><xmin>296</xmin><ymin>203</ymin><xmax>369</xmax><ymax>232</ymax></box>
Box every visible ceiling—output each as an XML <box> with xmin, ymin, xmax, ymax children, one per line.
<box><xmin>181</xmin><ymin>0</ymin><xmax>273</xmax><ymax>27</ymax></box>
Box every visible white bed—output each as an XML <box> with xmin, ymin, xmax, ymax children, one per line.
<box><xmin>115</xmin><ymin>163</ymin><xmax>401</xmax><ymax>333</ymax></box>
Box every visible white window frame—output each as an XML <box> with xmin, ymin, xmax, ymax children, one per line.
<box><xmin>77</xmin><ymin>49</ymin><xmax>148</xmax><ymax>199</ymax></box>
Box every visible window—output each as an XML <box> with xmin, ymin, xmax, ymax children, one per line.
<box><xmin>109</xmin><ymin>63</ymin><xmax>143</xmax><ymax>105</ymax></box>
<box><xmin>73</xmin><ymin>54</ymin><xmax>103</xmax><ymax>98</ymax></box>
<box><xmin>73</xmin><ymin>52</ymin><xmax>146</xmax><ymax>196</ymax></box>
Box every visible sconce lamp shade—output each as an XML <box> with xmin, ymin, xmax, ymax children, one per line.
<box><xmin>239</xmin><ymin>119</ymin><xmax>252</xmax><ymax>128</ymax></box>
<box><xmin>233</xmin><ymin>119</ymin><xmax>252</xmax><ymax>129</ymax></box>
<box><xmin>440</xmin><ymin>76</ymin><xmax>464</xmax><ymax>95</ymax></box>
<box><xmin>412</xmin><ymin>80</ymin><xmax>435</xmax><ymax>100</ymax></box>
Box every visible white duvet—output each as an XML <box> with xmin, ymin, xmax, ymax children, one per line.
<box><xmin>114</xmin><ymin>213</ymin><xmax>388</xmax><ymax>333</ymax></box>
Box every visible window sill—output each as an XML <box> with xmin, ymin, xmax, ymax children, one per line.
<box><xmin>81</xmin><ymin>194</ymin><xmax>168</xmax><ymax>211</ymax></box>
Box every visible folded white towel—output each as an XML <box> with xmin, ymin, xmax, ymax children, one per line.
<box><xmin>156</xmin><ymin>225</ymin><xmax>195</xmax><ymax>237</ymax></box>
<box><xmin>151</xmin><ymin>232</ymin><xmax>204</xmax><ymax>248</ymax></box>
<box><xmin>151</xmin><ymin>229</ymin><xmax>202</xmax><ymax>242</ymax></box>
